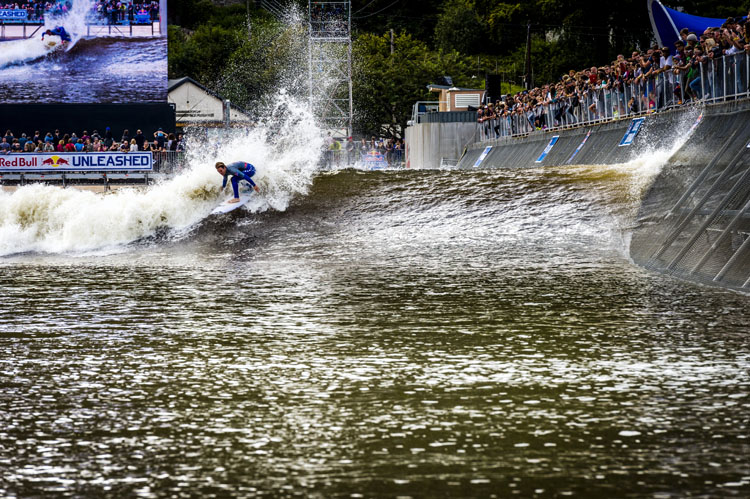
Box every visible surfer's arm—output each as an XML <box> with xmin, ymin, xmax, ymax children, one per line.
<box><xmin>242</xmin><ymin>173</ymin><xmax>257</xmax><ymax>189</ymax></box>
<box><xmin>221</xmin><ymin>174</ymin><xmax>228</xmax><ymax>189</ymax></box>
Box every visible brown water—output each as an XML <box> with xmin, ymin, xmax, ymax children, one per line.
<box><xmin>1</xmin><ymin>168</ymin><xmax>749</xmax><ymax>497</ymax></box>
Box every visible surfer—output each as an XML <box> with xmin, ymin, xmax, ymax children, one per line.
<box><xmin>42</xmin><ymin>26</ymin><xmax>72</xmax><ymax>44</ymax></box>
<box><xmin>216</xmin><ymin>161</ymin><xmax>260</xmax><ymax>203</ymax></box>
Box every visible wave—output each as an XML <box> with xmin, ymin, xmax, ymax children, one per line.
<box><xmin>0</xmin><ymin>133</ymin><xmax>678</xmax><ymax>259</ymax></box>
<box><xmin>0</xmin><ymin>94</ymin><xmax>324</xmax><ymax>257</ymax></box>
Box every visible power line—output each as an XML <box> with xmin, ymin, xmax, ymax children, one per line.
<box><xmin>353</xmin><ymin>0</ymin><xmax>401</xmax><ymax>19</ymax></box>
<box><xmin>352</xmin><ymin>0</ymin><xmax>381</xmax><ymax>15</ymax></box>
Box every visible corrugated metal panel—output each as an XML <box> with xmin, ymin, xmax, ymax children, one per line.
<box><xmin>418</xmin><ymin>111</ymin><xmax>476</xmax><ymax>124</ymax></box>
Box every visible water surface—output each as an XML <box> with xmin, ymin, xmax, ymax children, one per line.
<box><xmin>1</xmin><ymin>168</ymin><xmax>749</xmax><ymax>497</ymax></box>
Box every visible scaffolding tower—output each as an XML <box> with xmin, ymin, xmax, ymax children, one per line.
<box><xmin>308</xmin><ymin>1</ymin><xmax>353</xmax><ymax>137</ymax></box>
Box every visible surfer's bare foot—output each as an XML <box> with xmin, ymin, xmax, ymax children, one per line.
<box><xmin>228</xmin><ymin>198</ymin><xmax>240</xmax><ymax>204</ymax></box>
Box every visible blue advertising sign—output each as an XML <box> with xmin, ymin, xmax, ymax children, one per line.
<box><xmin>0</xmin><ymin>152</ymin><xmax>153</xmax><ymax>172</ymax></box>
<box><xmin>473</xmin><ymin>146</ymin><xmax>492</xmax><ymax>167</ymax></box>
<box><xmin>0</xmin><ymin>9</ymin><xmax>28</xmax><ymax>20</ymax></box>
<box><xmin>535</xmin><ymin>136</ymin><xmax>559</xmax><ymax>163</ymax></box>
<box><xmin>619</xmin><ymin>118</ymin><xmax>645</xmax><ymax>147</ymax></box>
<box><xmin>566</xmin><ymin>130</ymin><xmax>591</xmax><ymax>164</ymax></box>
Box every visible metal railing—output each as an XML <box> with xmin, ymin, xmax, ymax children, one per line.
<box><xmin>476</xmin><ymin>52</ymin><xmax>750</xmax><ymax>142</ymax></box>
<box><xmin>411</xmin><ymin>101</ymin><xmax>447</xmax><ymax>124</ymax></box>
<box><xmin>152</xmin><ymin>151</ymin><xmax>186</xmax><ymax>174</ymax></box>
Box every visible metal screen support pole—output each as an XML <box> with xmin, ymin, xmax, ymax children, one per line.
<box><xmin>652</xmin><ymin>143</ymin><xmax>748</xmax><ymax>262</ymax></box>
<box><xmin>666</xmin><ymin>129</ymin><xmax>739</xmax><ymax>217</ymax></box>
<box><xmin>691</xmin><ymin>196</ymin><xmax>750</xmax><ymax>274</ymax></box>
<box><xmin>666</xmin><ymin>162</ymin><xmax>750</xmax><ymax>270</ymax></box>
<box><xmin>715</xmin><ymin>233</ymin><xmax>750</xmax><ymax>283</ymax></box>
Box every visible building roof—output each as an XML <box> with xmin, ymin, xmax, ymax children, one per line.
<box><xmin>168</xmin><ymin>76</ymin><xmax>251</xmax><ymax>117</ymax></box>
<box><xmin>427</xmin><ymin>84</ymin><xmax>485</xmax><ymax>92</ymax></box>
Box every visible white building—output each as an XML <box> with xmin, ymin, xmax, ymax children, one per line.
<box><xmin>168</xmin><ymin>77</ymin><xmax>252</xmax><ymax>128</ymax></box>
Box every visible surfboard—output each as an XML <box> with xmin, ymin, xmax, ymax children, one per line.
<box><xmin>43</xmin><ymin>35</ymin><xmax>63</xmax><ymax>51</ymax></box>
<box><xmin>210</xmin><ymin>191</ymin><xmax>254</xmax><ymax>215</ymax></box>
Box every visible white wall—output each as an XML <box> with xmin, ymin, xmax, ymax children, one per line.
<box><xmin>168</xmin><ymin>82</ymin><xmax>250</xmax><ymax>125</ymax></box>
<box><xmin>405</xmin><ymin>122</ymin><xmax>478</xmax><ymax>169</ymax></box>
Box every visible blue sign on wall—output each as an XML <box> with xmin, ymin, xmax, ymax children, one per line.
<box><xmin>567</xmin><ymin>130</ymin><xmax>591</xmax><ymax>164</ymax></box>
<box><xmin>0</xmin><ymin>9</ymin><xmax>28</xmax><ymax>20</ymax></box>
<box><xmin>473</xmin><ymin>146</ymin><xmax>492</xmax><ymax>167</ymax></box>
<box><xmin>619</xmin><ymin>118</ymin><xmax>645</xmax><ymax>147</ymax></box>
<box><xmin>535</xmin><ymin>136</ymin><xmax>559</xmax><ymax>163</ymax></box>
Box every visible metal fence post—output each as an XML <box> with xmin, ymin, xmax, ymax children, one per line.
<box><xmin>723</xmin><ymin>55</ymin><xmax>727</xmax><ymax>101</ymax></box>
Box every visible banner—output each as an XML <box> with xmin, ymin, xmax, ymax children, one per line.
<box><xmin>535</xmin><ymin>136</ymin><xmax>559</xmax><ymax>163</ymax></box>
<box><xmin>473</xmin><ymin>146</ymin><xmax>492</xmax><ymax>167</ymax></box>
<box><xmin>361</xmin><ymin>150</ymin><xmax>388</xmax><ymax>170</ymax></box>
<box><xmin>0</xmin><ymin>9</ymin><xmax>28</xmax><ymax>20</ymax></box>
<box><xmin>619</xmin><ymin>118</ymin><xmax>645</xmax><ymax>147</ymax></box>
<box><xmin>0</xmin><ymin>152</ymin><xmax>153</xmax><ymax>172</ymax></box>
<box><xmin>567</xmin><ymin>130</ymin><xmax>591</xmax><ymax>164</ymax></box>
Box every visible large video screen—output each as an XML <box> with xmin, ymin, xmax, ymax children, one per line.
<box><xmin>0</xmin><ymin>0</ymin><xmax>167</xmax><ymax>104</ymax></box>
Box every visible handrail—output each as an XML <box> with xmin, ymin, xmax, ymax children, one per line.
<box><xmin>472</xmin><ymin>52</ymin><xmax>750</xmax><ymax>143</ymax></box>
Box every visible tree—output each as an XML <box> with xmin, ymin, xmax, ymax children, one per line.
<box><xmin>353</xmin><ymin>31</ymin><xmax>477</xmax><ymax>138</ymax></box>
<box><xmin>434</xmin><ymin>0</ymin><xmax>489</xmax><ymax>54</ymax></box>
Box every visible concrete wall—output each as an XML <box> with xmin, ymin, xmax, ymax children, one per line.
<box><xmin>457</xmin><ymin>106</ymin><xmax>709</xmax><ymax>170</ymax></box>
<box><xmin>456</xmin><ymin>100</ymin><xmax>750</xmax><ymax>293</ymax></box>
<box><xmin>405</xmin><ymin>122</ymin><xmax>477</xmax><ymax>169</ymax></box>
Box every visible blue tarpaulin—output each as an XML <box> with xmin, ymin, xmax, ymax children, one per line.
<box><xmin>648</xmin><ymin>0</ymin><xmax>744</xmax><ymax>51</ymax></box>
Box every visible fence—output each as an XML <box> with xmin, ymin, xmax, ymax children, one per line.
<box><xmin>321</xmin><ymin>148</ymin><xmax>405</xmax><ymax>169</ymax></box>
<box><xmin>478</xmin><ymin>52</ymin><xmax>750</xmax><ymax>142</ymax></box>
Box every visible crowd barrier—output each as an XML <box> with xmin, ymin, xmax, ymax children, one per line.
<box><xmin>478</xmin><ymin>52</ymin><xmax>750</xmax><ymax>141</ymax></box>
<box><xmin>0</xmin><ymin>151</ymin><xmax>185</xmax><ymax>186</ymax></box>
<box><xmin>322</xmin><ymin>148</ymin><xmax>405</xmax><ymax>169</ymax></box>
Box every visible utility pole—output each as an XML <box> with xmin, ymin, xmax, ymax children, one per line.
<box><xmin>524</xmin><ymin>22</ymin><xmax>532</xmax><ymax>90</ymax></box>
<box><xmin>251</xmin><ymin>0</ymin><xmax>253</xmax><ymax>40</ymax></box>
<box><xmin>390</xmin><ymin>29</ymin><xmax>394</xmax><ymax>55</ymax></box>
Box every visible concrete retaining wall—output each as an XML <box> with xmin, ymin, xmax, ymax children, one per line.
<box><xmin>405</xmin><ymin>122</ymin><xmax>477</xmax><ymax>169</ymax></box>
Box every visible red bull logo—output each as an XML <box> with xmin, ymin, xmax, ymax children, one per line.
<box><xmin>41</xmin><ymin>155</ymin><xmax>70</xmax><ymax>167</ymax></box>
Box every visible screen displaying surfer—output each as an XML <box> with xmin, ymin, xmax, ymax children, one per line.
<box><xmin>0</xmin><ymin>0</ymin><xmax>167</xmax><ymax>104</ymax></box>
<box><xmin>216</xmin><ymin>161</ymin><xmax>261</xmax><ymax>203</ymax></box>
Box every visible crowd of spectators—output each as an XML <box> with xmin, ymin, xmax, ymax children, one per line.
<box><xmin>0</xmin><ymin>128</ymin><xmax>183</xmax><ymax>154</ymax></box>
<box><xmin>1</xmin><ymin>0</ymin><xmax>159</xmax><ymax>24</ymax></box>
<box><xmin>323</xmin><ymin>134</ymin><xmax>405</xmax><ymax>167</ymax></box>
<box><xmin>477</xmin><ymin>14</ymin><xmax>750</xmax><ymax>138</ymax></box>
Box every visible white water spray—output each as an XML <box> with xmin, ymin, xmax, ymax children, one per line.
<box><xmin>0</xmin><ymin>92</ymin><xmax>325</xmax><ymax>257</ymax></box>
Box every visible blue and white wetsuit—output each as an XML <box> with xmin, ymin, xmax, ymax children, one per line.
<box><xmin>43</xmin><ymin>26</ymin><xmax>72</xmax><ymax>42</ymax></box>
<box><xmin>221</xmin><ymin>161</ymin><xmax>257</xmax><ymax>198</ymax></box>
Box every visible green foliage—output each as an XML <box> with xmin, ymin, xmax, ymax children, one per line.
<box><xmin>353</xmin><ymin>31</ymin><xmax>480</xmax><ymax>137</ymax></box>
<box><xmin>434</xmin><ymin>0</ymin><xmax>488</xmax><ymax>54</ymax></box>
<box><xmin>170</xmin><ymin>0</ymin><xmax>746</xmax><ymax>138</ymax></box>
<box><xmin>168</xmin><ymin>3</ymin><xmax>301</xmax><ymax>113</ymax></box>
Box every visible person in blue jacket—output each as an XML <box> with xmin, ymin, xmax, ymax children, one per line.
<box><xmin>42</xmin><ymin>26</ymin><xmax>72</xmax><ymax>42</ymax></box>
<box><xmin>215</xmin><ymin>161</ymin><xmax>260</xmax><ymax>203</ymax></box>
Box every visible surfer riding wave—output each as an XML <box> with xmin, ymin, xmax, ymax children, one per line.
<box><xmin>216</xmin><ymin>161</ymin><xmax>261</xmax><ymax>203</ymax></box>
<box><xmin>42</xmin><ymin>26</ymin><xmax>72</xmax><ymax>48</ymax></box>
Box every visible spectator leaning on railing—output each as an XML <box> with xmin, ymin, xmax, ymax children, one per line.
<box><xmin>478</xmin><ymin>13</ymin><xmax>749</xmax><ymax>139</ymax></box>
